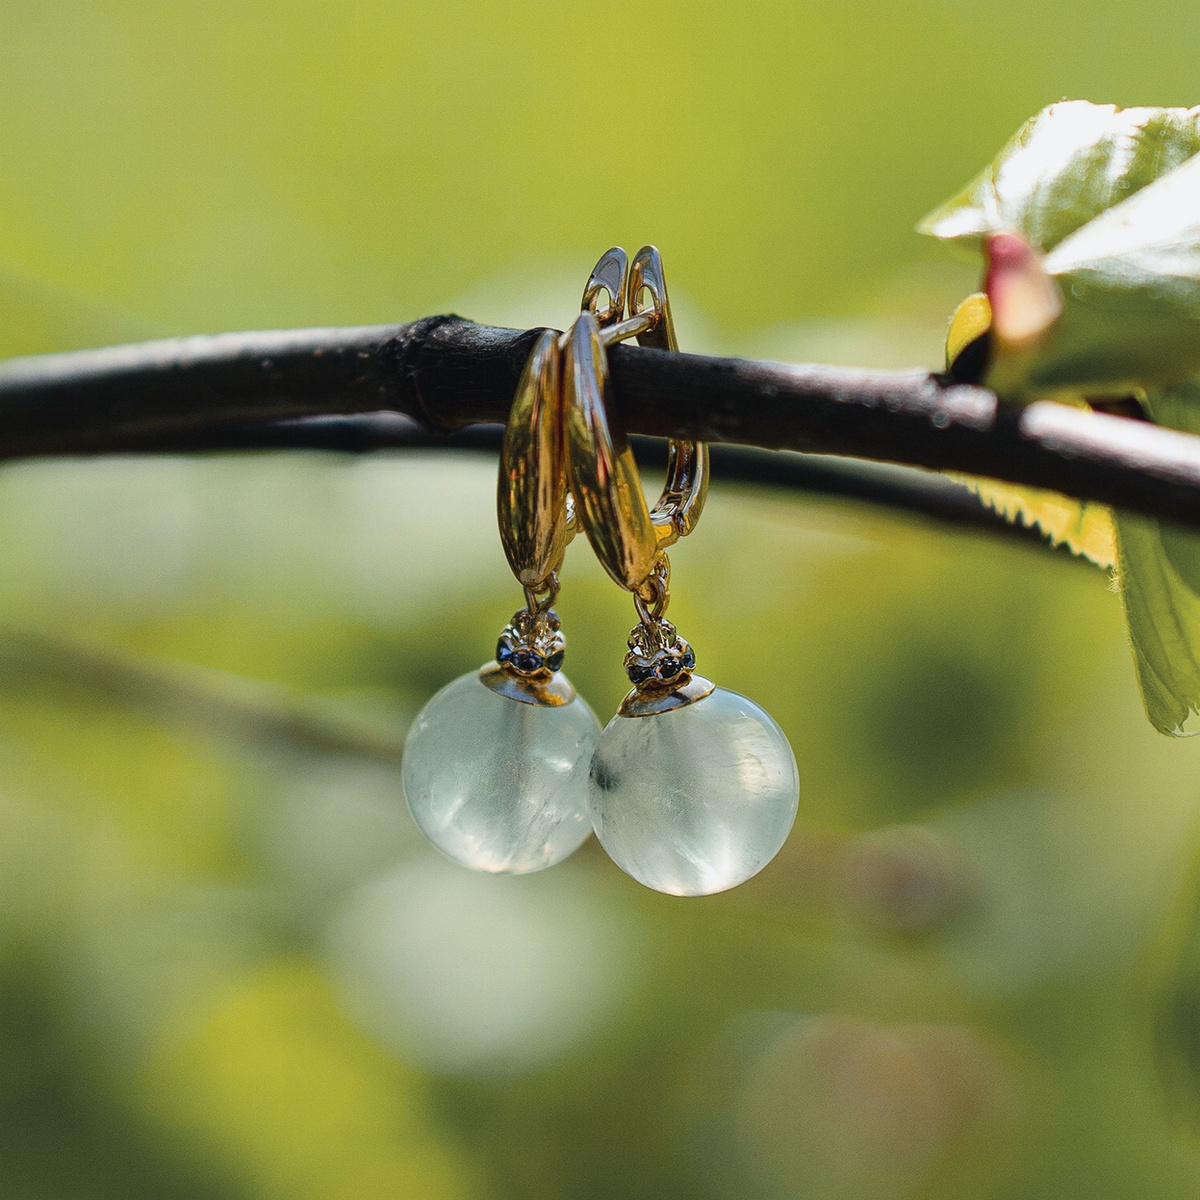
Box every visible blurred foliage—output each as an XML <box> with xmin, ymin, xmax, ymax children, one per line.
<box><xmin>6</xmin><ymin>3</ymin><xmax>1200</xmax><ymax>1199</ymax></box>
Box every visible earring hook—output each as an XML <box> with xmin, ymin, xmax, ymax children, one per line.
<box><xmin>497</xmin><ymin>328</ymin><xmax>572</xmax><ymax>595</ymax></box>
<box><xmin>627</xmin><ymin>244</ymin><xmax>678</xmax><ymax>352</ymax></box>
<box><xmin>581</xmin><ymin>247</ymin><xmax>629</xmax><ymax>328</ymax></box>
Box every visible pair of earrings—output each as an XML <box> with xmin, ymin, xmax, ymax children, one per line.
<box><xmin>402</xmin><ymin>247</ymin><xmax>799</xmax><ymax>896</ymax></box>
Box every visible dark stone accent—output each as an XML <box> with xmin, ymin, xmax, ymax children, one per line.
<box><xmin>627</xmin><ymin>661</ymin><xmax>653</xmax><ymax>685</ymax></box>
<box><xmin>512</xmin><ymin>650</ymin><xmax>543</xmax><ymax>674</ymax></box>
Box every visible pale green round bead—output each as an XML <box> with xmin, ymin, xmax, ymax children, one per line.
<box><xmin>403</xmin><ymin>671</ymin><xmax>599</xmax><ymax>874</ymax></box>
<box><xmin>588</xmin><ymin>687</ymin><xmax>798</xmax><ymax>896</ymax></box>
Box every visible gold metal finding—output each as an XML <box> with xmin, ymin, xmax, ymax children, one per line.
<box><xmin>490</xmin><ymin>246</ymin><xmax>706</xmax><ymax>706</ymax></box>
<box><xmin>617</xmin><ymin>674</ymin><xmax>715</xmax><ymax>718</ymax></box>
<box><xmin>632</xmin><ymin>556</ymin><xmax>670</xmax><ymax>623</ymax></box>
<box><xmin>581</xmin><ymin>247</ymin><xmax>630</xmax><ymax>328</ymax></box>
<box><xmin>563</xmin><ymin>245</ymin><xmax>709</xmax><ymax>594</ymax></box>
<box><xmin>479</xmin><ymin>661</ymin><xmax>576</xmax><ymax>706</ymax></box>
<box><xmin>497</xmin><ymin>328</ymin><xmax>572</xmax><ymax>592</ymax></box>
<box><xmin>598</xmin><ymin>312</ymin><xmax>656</xmax><ymax>346</ymax></box>
<box><xmin>491</xmin><ymin>332</ymin><xmax>577</xmax><ymax>702</ymax></box>
<box><xmin>564</xmin><ymin>309</ymin><xmax>661</xmax><ymax>591</ymax></box>
<box><xmin>629</xmin><ymin>246</ymin><xmax>709</xmax><ymax>545</ymax></box>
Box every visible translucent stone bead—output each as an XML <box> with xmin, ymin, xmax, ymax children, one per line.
<box><xmin>403</xmin><ymin>670</ymin><xmax>600</xmax><ymax>874</ymax></box>
<box><xmin>589</xmin><ymin>687</ymin><xmax>798</xmax><ymax>896</ymax></box>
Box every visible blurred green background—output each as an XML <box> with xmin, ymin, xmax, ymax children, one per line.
<box><xmin>4</xmin><ymin>2</ymin><xmax>1200</xmax><ymax>1198</ymax></box>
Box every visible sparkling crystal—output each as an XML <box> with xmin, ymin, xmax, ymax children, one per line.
<box><xmin>588</xmin><ymin>687</ymin><xmax>798</xmax><ymax>896</ymax></box>
<box><xmin>512</xmin><ymin>650</ymin><xmax>543</xmax><ymax>674</ymax></box>
<box><xmin>403</xmin><ymin>671</ymin><xmax>599</xmax><ymax>874</ymax></box>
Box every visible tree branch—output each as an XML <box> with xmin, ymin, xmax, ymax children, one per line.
<box><xmin>139</xmin><ymin>413</ymin><xmax>1058</xmax><ymax>548</ymax></box>
<box><xmin>1</xmin><ymin>315</ymin><xmax>1197</xmax><ymax>532</ymax></box>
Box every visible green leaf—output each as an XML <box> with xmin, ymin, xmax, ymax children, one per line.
<box><xmin>923</xmin><ymin>101</ymin><xmax>1200</xmax><ymax>399</ymax></box>
<box><xmin>1030</xmin><ymin>152</ymin><xmax>1200</xmax><ymax>396</ymax></box>
<box><xmin>1114</xmin><ymin>510</ymin><xmax>1200</xmax><ymax>735</ymax></box>
<box><xmin>926</xmin><ymin>104</ymin><xmax>1200</xmax><ymax>733</ymax></box>
<box><xmin>920</xmin><ymin>101</ymin><xmax>1200</xmax><ymax>255</ymax></box>
<box><xmin>1146</xmin><ymin>384</ymin><xmax>1200</xmax><ymax>597</ymax></box>
<box><xmin>1103</xmin><ymin>382</ymin><xmax>1200</xmax><ymax>735</ymax></box>
<box><xmin>953</xmin><ymin>476</ymin><xmax>1115</xmax><ymax>568</ymax></box>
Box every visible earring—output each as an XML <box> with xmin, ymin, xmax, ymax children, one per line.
<box><xmin>564</xmin><ymin>245</ymin><xmax>799</xmax><ymax>897</ymax></box>
<box><xmin>401</xmin><ymin>327</ymin><xmax>601</xmax><ymax>874</ymax></box>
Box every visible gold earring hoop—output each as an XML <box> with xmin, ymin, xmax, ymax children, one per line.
<box><xmin>580</xmin><ymin>245</ymin><xmax>630</xmax><ymax>330</ymax></box>
<box><xmin>564</xmin><ymin>246</ymin><xmax>712</xmax><ymax>715</ymax></box>
<box><xmin>565</xmin><ymin>246</ymin><xmax>709</xmax><ymax>598</ymax></box>
<box><xmin>496</xmin><ymin>239</ymin><xmax>638</xmax><ymax>600</ymax></box>
<box><xmin>400</xmin><ymin>326</ymin><xmax>602</xmax><ymax>875</ymax></box>
<box><xmin>482</xmin><ymin>327</ymin><xmax>577</xmax><ymax>705</ymax></box>
<box><xmin>571</xmin><ymin>248</ymin><xmax>799</xmax><ymax>897</ymax></box>
<box><xmin>496</xmin><ymin>328</ymin><xmax>571</xmax><ymax>610</ymax></box>
<box><xmin>625</xmin><ymin>246</ymin><xmax>709</xmax><ymax>545</ymax></box>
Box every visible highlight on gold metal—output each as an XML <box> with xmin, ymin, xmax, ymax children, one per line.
<box><xmin>627</xmin><ymin>244</ymin><xmax>677</xmax><ymax>353</ymax></box>
<box><xmin>479</xmin><ymin>661</ymin><xmax>576</xmax><ymax>707</ymax></box>
<box><xmin>563</xmin><ymin>245</ymin><xmax>709</xmax><ymax>593</ymax></box>
<box><xmin>629</xmin><ymin>245</ymin><xmax>709</xmax><ymax>545</ymax></box>
<box><xmin>564</xmin><ymin>310</ymin><xmax>661</xmax><ymax>591</ymax></box>
<box><xmin>631</xmin><ymin>556</ymin><xmax>670</xmax><ymax>619</ymax></box>
<box><xmin>617</xmin><ymin>674</ymin><xmax>715</xmax><ymax>718</ymax></box>
<box><xmin>581</xmin><ymin>247</ymin><xmax>629</xmax><ymax>328</ymax></box>
<box><xmin>497</xmin><ymin>328</ymin><xmax>571</xmax><ymax>592</ymax></box>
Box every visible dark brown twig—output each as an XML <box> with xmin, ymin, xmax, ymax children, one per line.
<box><xmin>0</xmin><ymin>316</ymin><xmax>1195</xmax><ymax>532</ymax></box>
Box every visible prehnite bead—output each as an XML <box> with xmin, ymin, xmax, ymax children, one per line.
<box><xmin>588</xmin><ymin>687</ymin><xmax>799</xmax><ymax>896</ymax></box>
<box><xmin>402</xmin><ymin>671</ymin><xmax>600</xmax><ymax>874</ymax></box>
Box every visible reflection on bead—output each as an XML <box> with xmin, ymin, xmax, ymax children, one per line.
<box><xmin>588</xmin><ymin>686</ymin><xmax>798</xmax><ymax>896</ymax></box>
<box><xmin>403</xmin><ymin>671</ymin><xmax>599</xmax><ymax>874</ymax></box>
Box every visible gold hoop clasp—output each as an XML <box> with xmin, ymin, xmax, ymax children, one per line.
<box><xmin>564</xmin><ymin>246</ymin><xmax>709</xmax><ymax>594</ymax></box>
<box><xmin>628</xmin><ymin>247</ymin><xmax>709</xmax><ymax>544</ymax></box>
<box><xmin>496</xmin><ymin>328</ymin><xmax>572</xmax><ymax>600</ymax></box>
<box><xmin>581</xmin><ymin>246</ymin><xmax>629</xmax><ymax>329</ymax></box>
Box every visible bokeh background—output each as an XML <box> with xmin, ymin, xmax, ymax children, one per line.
<box><xmin>4</xmin><ymin>3</ymin><xmax>1200</xmax><ymax>1197</ymax></box>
